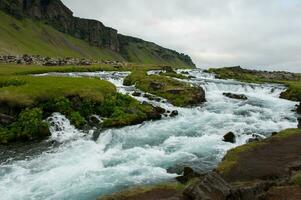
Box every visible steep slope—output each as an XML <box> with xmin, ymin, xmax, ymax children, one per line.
<box><xmin>0</xmin><ymin>0</ymin><xmax>195</xmax><ymax>67</ymax></box>
<box><xmin>0</xmin><ymin>11</ymin><xmax>124</xmax><ymax>60</ymax></box>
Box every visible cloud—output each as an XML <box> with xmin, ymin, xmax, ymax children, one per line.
<box><xmin>62</xmin><ymin>0</ymin><xmax>301</xmax><ymax>72</ymax></box>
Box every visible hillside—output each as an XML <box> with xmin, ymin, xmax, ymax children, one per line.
<box><xmin>0</xmin><ymin>0</ymin><xmax>195</xmax><ymax>67</ymax></box>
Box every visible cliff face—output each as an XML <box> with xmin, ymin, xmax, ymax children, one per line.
<box><xmin>0</xmin><ymin>0</ymin><xmax>120</xmax><ymax>51</ymax></box>
<box><xmin>0</xmin><ymin>0</ymin><xmax>195</xmax><ymax>67</ymax></box>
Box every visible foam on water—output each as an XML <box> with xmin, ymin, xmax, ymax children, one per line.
<box><xmin>0</xmin><ymin>70</ymin><xmax>298</xmax><ymax>200</ymax></box>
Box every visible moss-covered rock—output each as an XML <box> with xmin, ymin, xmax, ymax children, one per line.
<box><xmin>217</xmin><ymin>129</ymin><xmax>301</xmax><ymax>182</ymax></box>
<box><xmin>124</xmin><ymin>70</ymin><xmax>205</xmax><ymax>107</ymax></box>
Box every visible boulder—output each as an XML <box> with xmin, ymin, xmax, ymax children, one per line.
<box><xmin>223</xmin><ymin>132</ymin><xmax>236</xmax><ymax>143</ymax></box>
<box><xmin>170</xmin><ymin>110</ymin><xmax>179</xmax><ymax>117</ymax></box>
<box><xmin>183</xmin><ymin>172</ymin><xmax>232</xmax><ymax>200</ymax></box>
<box><xmin>0</xmin><ymin>113</ymin><xmax>15</xmax><ymax>125</ymax></box>
<box><xmin>149</xmin><ymin>82</ymin><xmax>165</xmax><ymax>90</ymax></box>
<box><xmin>132</xmin><ymin>91</ymin><xmax>142</xmax><ymax>97</ymax></box>
<box><xmin>223</xmin><ymin>93</ymin><xmax>248</xmax><ymax>100</ymax></box>
<box><xmin>176</xmin><ymin>167</ymin><xmax>202</xmax><ymax>184</ymax></box>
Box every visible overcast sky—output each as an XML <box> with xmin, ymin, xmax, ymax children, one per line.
<box><xmin>62</xmin><ymin>0</ymin><xmax>301</xmax><ymax>72</ymax></box>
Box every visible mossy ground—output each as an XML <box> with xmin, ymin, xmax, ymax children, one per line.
<box><xmin>217</xmin><ymin>129</ymin><xmax>301</xmax><ymax>177</ymax></box>
<box><xmin>124</xmin><ymin>70</ymin><xmax>203</xmax><ymax>107</ymax></box>
<box><xmin>99</xmin><ymin>182</ymin><xmax>185</xmax><ymax>200</ymax></box>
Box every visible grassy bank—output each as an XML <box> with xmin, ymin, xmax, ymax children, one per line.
<box><xmin>217</xmin><ymin>128</ymin><xmax>301</xmax><ymax>181</ymax></box>
<box><xmin>208</xmin><ymin>67</ymin><xmax>301</xmax><ymax>101</ymax></box>
<box><xmin>0</xmin><ymin>64</ymin><xmax>167</xmax><ymax>144</ymax></box>
<box><xmin>124</xmin><ymin>70</ymin><xmax>205</xmax><ymax>107</ymax></box>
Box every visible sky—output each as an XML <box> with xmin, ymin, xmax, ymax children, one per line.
<box><xmin>62</xmin><ymin>0</ymin><xmax>301</xmax><ymax>72</ymax></box>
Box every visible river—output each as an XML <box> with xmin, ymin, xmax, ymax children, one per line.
<box><xmin>0</xmin><ymin>69</ymin><xmax>298</xmax><ymax>200</ymax></box>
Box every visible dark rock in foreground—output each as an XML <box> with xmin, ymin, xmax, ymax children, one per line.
<box><xmin>223</xmin><ymin>93</ymin><xmax>248</xmax><ymax>100</ymax></box>
<box><xmin>223</xmin><ymin>132</ymin><xmax>236</xmax><ymax>143</ymax></box>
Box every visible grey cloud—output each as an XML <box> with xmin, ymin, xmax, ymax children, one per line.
<box><xmin>62</xmin><ymin>0</ymin><xmax>301</xmax><ymax>72</ymax></box>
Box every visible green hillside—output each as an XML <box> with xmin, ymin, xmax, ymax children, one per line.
<box><xmin>0</xmin><ymin>10</ymin><xmax>195</xmax><ymax>67</ymax></box>
<box><xmin>0</xmin><ymin>11</ymin><xmax>124</xmax><ymax>60</ymax></box>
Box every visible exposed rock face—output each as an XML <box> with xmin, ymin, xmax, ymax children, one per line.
<box><xmin>0</xmin><ymin>0</ymin><xmax>196</xmax><ymax>67</ymax></box>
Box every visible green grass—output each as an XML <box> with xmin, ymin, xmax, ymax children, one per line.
<box><xmin>0</xmin><ymin>11</ymin><xmax>124</xmax><ymax>60</ymax></box>
<box><xmin>124</xmin><ymin>70</ymin><xmax>204</xmax><ymax>107</ymax></box>
<box><xmin>208</xmin><ymin>67</ymin><xmax>301</xmax><ymax>101</ymax></box>
<box><xmin>0</xmin><ymin>76</ymin><xmax>116</xmax><ymax>107</ymax></box>
<box><xmin>217</xmin><ymin>129</ymin><xmax>301</xmax><ymax>176</ymax></box>
<box><xmin>122</xmin><ymin>42</ymin><xmax>195</xmax><ymax>68</ymax></box>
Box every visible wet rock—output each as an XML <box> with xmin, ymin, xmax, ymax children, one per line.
<box><xmin>223</xmin><ymin>93</ymin><xmax>248</xmax><ymax>100</ymax></box>
<box><xmin>297</xmin><ymin>103</ymin><xmax>301</xmax><ymax>114</ymax></box>
<box><xmin>181</xmin><ymin>71</ymin><xmax>189</xmax><ymax>75</ymax></box>
<box><xmin>149</xmin><ymin>81</ymin><xmax>165</xmax><ymax>90</ymax></box>
<box><xmin>183</xmin><ymin>172</ymin><xmax>232</xmax><ymax>200</ymax></box>
<box><xmin>247</xmin><ymin>134</ymin><xmax>264</xmax><ymax>143</ymax></box>
<box><xmin>170</xmin><ymin>110</ymin><xmax>179</xmax><ymax>118</ymax></box>
<box><xmin>0</xmin><ymin>113</ymin><xmax>15</xmax><ymax>125</ymax></box>
<box><xmin>298</xmin><ymin>117</ymin><xmax>301</xmax><ymax>129</ymax></box>
<box><xmin>89</xmin><ymin>115</ymin><xmax>103</xmax><ymax>125</ymax></box>
<box><xmin>132</xmin><ymin>91</ymin><xmax>142</xmax><ymax>97</ymax></box>
<box><xmin>223</xmin><ymin>132</ymin><xmax>236</xmax><ymax>143</ymax></box>
<box><xmin>176</xmin><ymin>167</ymin><xmax>202</xmax><ymax>184</ymax></box>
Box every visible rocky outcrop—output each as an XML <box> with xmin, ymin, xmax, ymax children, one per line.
<box><xmin>0</xmin><ymin>0</ymin><xmax>195</xmax><ymax>67</ymax></box>
<box><xmin>223</xmin><ymin>93</ymin><xmax>248</xmax><ymax>100</ymax></box>
<box><xmin>183</xmin><ymin>172</ymin><xmax>232</xmax><ymax>200</ymax></box>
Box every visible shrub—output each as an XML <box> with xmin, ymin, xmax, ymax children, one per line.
<box><xmin>70</xmin><ymin>111</ymin><xmax>85</xmax><ymax>128</ymax></box>
<box><xmin>14</xmin><ymin>108</ymin><xmax>50</xmax><ymax>140</ymax></box>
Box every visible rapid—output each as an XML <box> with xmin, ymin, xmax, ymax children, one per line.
<box><xmin>0</xmin><ymin>69</ymin><xmax>298</xmax><ymax>200</ymax></box>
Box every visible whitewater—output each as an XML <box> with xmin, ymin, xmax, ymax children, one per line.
<box><xmin>0</xmin><ymin>69</ymin><xmax>298</xmax><ymax>200</ymax></box>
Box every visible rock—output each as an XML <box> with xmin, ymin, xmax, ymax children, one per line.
<box><xmin>297</xmin><ymin>103</ymin><xmax>301</xmax><ymax>114</ymax></box>
<box><xmin>183</xmin><ymin>172</ymin><xmax>232</xmax><ymax>200</ymax></box>
<box><xmin>149</xmin><ymin>82</ymin><xmax>165</xmax><ymax>90</ymax></box>
<box><xmin>166</xmin><ymin>88</ymin><xmax>185</xmax><ymax>94</ymax></box>
<box><xmin>223</xmin><ymin>93</ymin><xmax>248</xmax><ymax>100</ymax></box>
<box><xmin>247</xmin><ymin>134</ymin><xmax>264</xmax><ymax>143</ymax></box>
<box><xmin>298</xmin><ymin>117</ymin><xmax>301</xmax><ymax>129</ymax></box>
<box><xmin>181</xmin><ymin>71</ymin><xmax>189</xmax><ymax>75</ymax></box>
<box><xmin>176</xmin><ymin>167</ymin><xmax>202</xmax><ymax>184</ymax></box>
<box><xmin>170</xmin><ymin>110</ymin><xmax>179</xmax><ymax>118</ymax></box>
<box><xmin>223</xmin><ymin>132</ymin><xmax>236</xmax><ymax>143</ymax></box>
<box><xmin>132</xmin><ymin>91</ymin><xmax>142</xmax><ymax>97</ymax></box>
<box><xmin>89</xmin><ymin>115</ymin><xmax>103</xmax><ymax>125</ymax></box>
<box><xmin>0</xmin><ymin>113</ymin><xmax>15</xmax><ymax>125</ymax></box>
<box><xmin>162</xmin><ymin>66</ymin><xmax>174</xmax><ymax>73</ymax></box>
<box><xmin>143</xmin><ymin>94</ymin><xmax>160</xmax><ymax>102</ymax></box>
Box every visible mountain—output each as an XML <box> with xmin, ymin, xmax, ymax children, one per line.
<box><xmin>0</xmin><ymin>0</ymin><xmax>195</xmax><ymax>67</ymax></box>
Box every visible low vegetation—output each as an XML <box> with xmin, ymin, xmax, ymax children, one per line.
<box><xmin>216</xmin><ymin>129</ymin><xmax>301</xmax><ymax>177</ymax></box>
<box><xmin>0</xmin><ymin>64</ymin><xmax>167</xmax><ymax>144</ymax></box>
<box><xmin>124</xmin><ymin>70</ymin><xmax>205</xmax><ymax>107</ymax></box>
